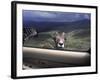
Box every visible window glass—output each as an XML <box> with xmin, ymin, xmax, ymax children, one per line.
<box><xmin>23</xmin><ymin>10</ymin><xmax>90</xmax><ymax>52</ymax></box>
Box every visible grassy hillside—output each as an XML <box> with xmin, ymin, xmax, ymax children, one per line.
<box><xmin>65</xmin><ymin>29</ymin><xmax>90</xmax><ymax>51</ymax></box>
<box><xmin>23</xmin><ymin>29</ymin><xmax>90</xmax><ymax>51</ymax></box>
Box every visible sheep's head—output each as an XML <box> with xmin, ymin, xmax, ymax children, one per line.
<box><xmin>53</xmin><ymin>31</ymin><xmax>66</xmax><ymax>49</ymax></box>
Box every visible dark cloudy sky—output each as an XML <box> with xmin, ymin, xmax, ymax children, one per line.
<box><xmin>23</xmin><ymin>10</ymin><xmax>90</xmax><ymax>22</ymax></box>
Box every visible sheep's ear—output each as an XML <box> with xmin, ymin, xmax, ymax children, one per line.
<box><xmin>62</xmin><ymin>32</ymin><xmax>65</xmax><ymax>36</ymax></box>
<box><xmin>55</xmin><ymin>31</ymin><xmax>58</xmax><ymax>35</ymax></box>
<box><xmin>51</xmin><ymin>31</ymin><xmax>58</xmax><ymax>38</ymax></box>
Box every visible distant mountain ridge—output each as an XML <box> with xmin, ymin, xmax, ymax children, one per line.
<box><xmin>23</xmin><ymin>19</ymin><xmax>90</xmax><ymax>33</ymax></box>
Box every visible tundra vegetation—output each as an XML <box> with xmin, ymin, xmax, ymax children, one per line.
<box><xmin>23</xmin><ymin>28</ymin><xmax>90</xmax><ymax>51</ymax></box>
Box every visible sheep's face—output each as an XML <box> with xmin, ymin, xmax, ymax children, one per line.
<box><xmin>54</xmin><ymin>32</ymin><xmax>65</xmax><ymax>48</ymax></box>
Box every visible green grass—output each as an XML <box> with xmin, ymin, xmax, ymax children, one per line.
<box><xmin>64</xmin><ymin>29</ymin><xmax>90</xmax><ymax>51</ymax></box>
<box><xmin>24</xmin><ymin>29</ymin><xmax>90</xmax><ymax>51</ymax></box>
